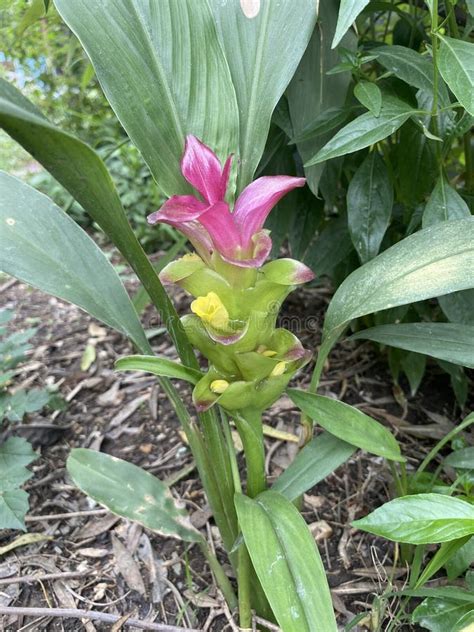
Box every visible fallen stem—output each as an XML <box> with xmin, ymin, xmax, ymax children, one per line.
<box><xmin>0</xmin><ymin>606</ymin><xmax>200</xmax><ymax>632</ymax></box>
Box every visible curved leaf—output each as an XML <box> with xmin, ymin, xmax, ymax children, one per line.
<box><xmin>422</xmin><ymin>176</ymin><xmax>470</xmax><ymax>228</ymax></box>
<box><xmin>235</xmin><ymin>491</ymin><xmax>337</xmax><ymax>632</ymax></box>
<box><xmin>209</xmin><ymin>0</ymin><xmax>317</xmax><ymax>191</ymax></box>
<box><xmin>288</xmin><ymin>389</ymin><xmax>404</xmax><ymax>462</ymax></box>
<box><xmin>351</xmin><ymin>323</ymin><xmax>474</xmax><ymax>368</ymax></box>
<box><xmin>318</xmin><ymin>219</ymin><xmax>474</xmax><ymax>376</ymax></box>
<box><xmin>67</xmin><ymin>449</ymin><xmax>202</xmax><ymax>542</ymax></box>
<box><xmin>272</xmin><ymin>431</ymin><xmax>355</xmax><ymax>500</ymax></box>
<box><xmin>354</xmin><ymin>81</ymin><xmax>382</xmax><ymax>116</ymax></box>
<box><xmin>0</xmin><ymin>172</ymin><xmax>149</xmax><ymax>351</ymax></box>
<box><xmin>116</xmin><ymin>355</ymin><xmax>202</xmax><ymax>384</ymax></box>
<box><xmin>55</xmin><ymin>0</ymin><xmax>240</xmax><ymax>196</ymax></box>
<box><xmin>353</xmin><ymin>493</ymin><xmax>474</xmax><ymax>544</ymax></box>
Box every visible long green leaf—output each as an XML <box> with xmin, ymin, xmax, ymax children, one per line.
<box><xmin>55</xmin><ymin>0</ymin><xmax>239</xmax><ymax>196</ymax></box>
<box><xmin>305</xmin><ymin>96</ymin><xmax>416</xmax><ymax>166</ymax></box>
<box><xmin>351</xmin><ymin>323</ymin><xmax>474</xmax><ymax>368</ymax></box>
<box><xmin>116</xmin><ymin>355</ymin><xmax>202</xmax><ymax>384</ymax></box>
<box><xmin>235</xmin><ymin>491</ymin><xmax>337</xmax><ymax>632</ymax></box>
<box><xmin>315</xmin><ymin>219</ymin><xmax>474</xmax><ymax>383</ymax></box>
<box><xmin>332</xmin><ymin>0</ymin><xmax>370</xmax><ymax>48</ymax></box>
<box><xmin>272</xmin><ymin>431</ymin><xmax>355</xmax><ymax>501</ymax></box>
<box><xmin>438</xmin><ymin>35</ymin><xmax>474</xmax><ymax>116</ymax></box>
<box><xmin>353</xmin><ymin>493</ymin><xmax>474</xmax><ymax>544</ymax></box>
<box><xmin>67</xmin><ymin>449</ymin><xmax>202</xmax><ymax>542</ymax></box>
<box><xmin>347</xmin><ymin>151</ymin><xmax>393</xmax><ymax>263</ymax></box>
<box><xmin>209</xmin><ymin>0</ymin><xmax>317</xmax><ymax>192</ymax></box>
<box><xmin>354</xmin><ymin>81</ymin><xmax>382</xmax><ymax>116</ymax></box>
<box><xmin>0</xmin><ymin>172</ymin><xmax>149</xmax><ymax>351</ymax></box>
<box><xmin>439</xmin><ymin>289</ymin><xmax>474</xmax><ymax>325</ymax></box>
<box><xmin>0</xmin><ymin>79</ymin><xmax>195</xmax><ymax>366</ymax></box>
<box><xmin>288</xmin><ymin>389</ymin><xmax>404</xmax><ymax>462</ymax></box>
<box><xmin>287</xmin><ymin>1</ymin><xmax>355</xmax><ymax>193</ymax></box>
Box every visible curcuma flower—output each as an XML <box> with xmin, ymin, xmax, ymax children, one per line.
<box><xmin>147</xmin><ymin>135</ymin><xmax>305</xmax><ymax>268</ymax></box>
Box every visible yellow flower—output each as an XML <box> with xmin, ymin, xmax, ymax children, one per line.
<box><xmin>256</xmin><ymin>345</ymin><xmax>277</xmax><ymax>357</ymax></box>
<box><xmin>191</xmin><ymin>292</ymin><xmax>229</xmax><ymax>329</ymax></box>
<box><xmin>181</xmin><ymin>252</ymin><xmax>202</xmax><ymax>262</ymax></box>
<box><xmin>210</xmin><ymin>379</ymin><xmax>230</xmax><ymax>394</ymax></box>
<box><xmin>270</xmin><ymin>361</ymin><xmax>286</xmax><ymax>377</ymax></box>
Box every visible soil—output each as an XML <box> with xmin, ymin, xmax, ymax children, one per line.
<box><xmin>0</xmin><ymin>267</ymin><xmax>472</xmax><ymax>632</ymax></box>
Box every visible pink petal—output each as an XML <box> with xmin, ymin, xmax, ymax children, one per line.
<box><xmin>233</xmin><ymin>176</ymin><xmax>306</xmax><ymax>247</ymax></box>
<box><xmin>181</xmin><ymin>135</ymin><xmax>227</xmax><ymax>204</ymax></box>
<box><xmin>154</xmin><ymin>216</ymin><xmax>213</xmax><ymax>263</ymax></box>
<box><xmin>221</xmin><ymin>230</ymin><xmax>272</xmax><ymax>268</ymax></box>
<box><xmin>197</xmin><ymin>201</ymin><xmax>242</xmax><ymax>256</ymax></box>
<box><xmin>147</xmin><ymin>195</ymin><xmax>207</xmax><ymax>224</ymax></box>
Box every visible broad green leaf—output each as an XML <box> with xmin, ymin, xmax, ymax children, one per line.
<box><xmin>305</xmin><ymin>96</ymin><xmax>416</xmax><ymax>166</ymax></box>
<box><xmin>439</xmin><ymin>289</ymin><xmax>474</xmax><ymax>325</ymax></box>
<box><xmin>319</xmin><ymin>219</ymin><xmax>474</xmax><ymax>372</ymax></box>
<box><xmin>393</xmin><ymin>586</ymin><xmax>474</xmax><ymax>604</ymax></box>
<box><xmin>415</xmin><ymin>537</ymin><xmax>472</xmax><ymax>588</ymax></box>
<box><xmin>287</xmin><ymin>1</ymin><xmax>355</xmax><ymax>193</ymax></box>
<box><xmin>452</xmin><ymin>610</ymin><xmax>474</xmax><ymax>632</ymax></box>
<box><xmin>0</xmin><ymin>437</ymin><xmax>37</xmax><ymax>469</ymax></box>
<box><xmin>439</xmin><ymin>360</ymin><xmax>469</xmax><ymax>408</ymax></box>
<box><xmin>289</xmin><ymin>107</ymin><xmax>354</xmax><ymax>144</ymax></box>
<box><xmin>55</xmin><ymin>0</ymin><xmax>239</xmax><ymax>196</ymax></box>
<box><xmin>0</xmin><ymin>489</ymin><xmax>29</xmax><ymax>531</ymax></box>
<box><xmin>235</xmin><ymin>491</ymin><xmax>337</xmax><ymax>632</ymax></box>
<box><xmin>272</xmin><ymin>431</ymin><xmax>355</xmax><ymax>501</ymax></box>
<box><xmin>0</xmin><ymin>466</ymin><xmax>32</xmax><ymax>493</ymax></box>
<box><xmin>0</xmin><ymin>79</ymin><xmax>196</xmax><ymax>365</ymax></box>
<box><xmin>354</xmin><ymin>81</ymin><xmax>382</xmax><ymax>116</ymax></box>
<box><xmin>347</xmin><ymin>151</ymin><xmax>393</xmax><ymax>263</ymax></box>
<box><xmin>438</xmin><ymin>35</ymin><xmax>474</xmax><ymax>116</ymax></box>
<box><xmin>332</xmin><ymin>0</ymin><xmax>370</xmax><ymax>48</ymax></box>
<box><xmin>422</xmin><ymin>176</ymin><xmax>471</xmax><ymax>228</ymax></box>
<box><xmin>412</xmin><ymin>597</ymin><xmax>473</xmax><ymax>632</ymax></box>
<box><xmin>116</xmin><ymin>355</ymin><xmax>202</xmax><ymax>385</ymax></box>
<box><xmin>0</xmin><ymin>172</ymin><xmax>149</xmax><ymax>352</ymax></box>
<box><xmin>351</xmin><ymin>323</ymin><xmax>474</xmax><ymax>369</ymax></box>
<box><xmin>397</xmin><ymin>121</ymin><xmax>437</xmax><ymax>207</ymax></box>
<box><xmin>209</xmin><ymin>0</ymin><xmax>317</xmax><ymax>192</ymax></box>
<box><xmin>353</xmin><ymin>493</ymin><xmax>474</xmax><ymax>544</ymax></box>
<box><xmin>304</xmin><ymin>216</ymin><xmax>354</xmax><ymax>277</ymax></box>
<box><xmin>444</xmin><ymin>448</ymin><xmax>474</xmax><ymax>470</ymax></box>
<box><xmin>288</xmin><ymin>389</ymin><xmax>404</xmax><ymax>462</ymax></box>
<box><xmin>67</xmin><ymin>449</ymin><xmax>202</xmax><ymax>542</ymax></box>
<box><xmin>401</xmin><ymin>352</ymin><xmax>426</xmax><ymax>396</ymax></box>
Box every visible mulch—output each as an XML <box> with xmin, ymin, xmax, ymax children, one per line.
<box><xmin>0</xmin><ymin>268</ymin><xmax>471</xmax><ymax>631</ymax></box>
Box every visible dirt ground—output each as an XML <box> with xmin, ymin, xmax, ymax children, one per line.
<box><xmin>1</xmin><ymin>269</ymin><xmax>472</xmax><ymax>632</ymax></box>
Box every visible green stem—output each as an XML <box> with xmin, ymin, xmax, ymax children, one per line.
<box><xmin>430</xmin><ymin>0</ymin><xmax>442</xmax><ymax>164</ymax></box>
<box><xmin>464</xmin><ymin>132</ymin><xmax>473</xmax><ymax>196</ymax></box>
<box><xmin>238</xmin><ymin>545</ymin><xmax>252</xmax><ymax>630</ymax></box>
<box><xmin>417</xmin><ymin>413</ymin><xmax>474</xmax><ymax>475</ymax></box>
<box><xmin>234</xmin><ymin>409</ymin><xmax>267</xmax><ymax>498</ymax></box>
<box><xmin>199</xmin><ymin>540</ymin><xmax>237</xmax><ymax>610</ymax></box>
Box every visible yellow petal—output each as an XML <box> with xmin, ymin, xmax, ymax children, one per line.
<box><xmin>191</xmin><ymin>291</ymin><xmax>229</xmax><ymax>329</ymax></box>
<box><xmin>270</xmin><ymin>361</ymin><xmax>286</xmax><ymax>377</ymax></box>
<box><xmin>210</xmin><ymin>379</ymin><xmax>230</xmax><ymax>394</ymax></box>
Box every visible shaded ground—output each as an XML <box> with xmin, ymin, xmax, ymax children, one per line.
<box><xmin>0</xmin><ymin>271</ymin><xmax>471</xmax><ymax>631</ymax></box>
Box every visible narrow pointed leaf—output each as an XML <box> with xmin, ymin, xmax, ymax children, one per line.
<box><xmin>353</xmin><ymin>494</ymin><xmax>474</xmax><ymax>544</ymax></box>
<box><xmin>288</xmin><ymin>389</ymin><xmax>404</xmax><ymax>462</ymax></box>
<box><xmin>422</xmin><ymin>176</ymin><xmax>470</xmax><ymax>228</ymax></box>
<box><xmin>116</xmin><ymin>355</ymin><xmax>202</xmax><ymax>384</ymax></box>
<box><xmin>347</xmin><ymin>151</ymin><xmax>393</xmax><ymax>263</ymax></box>
<box><xmin>272</xmin><ymin>431</ymin><xmax>355</xmax><ymax>500</ymax></box>
<box><xmin>439</xmin><ymin>289</ymin><xmax>474</xmax><ymax>325</ymax></box>
<box><xmin>438</xmin><ymin>35</ymin><xmax>474</xmax><ymax>116</ymax></box>
<box><xmin>332</xmin><ymin>0</ymin><xmax>370</xmax><ymax>48</ymax></box>
<box><xmin>67</xmin><ymin>449</ymin><xmax>202</xmax><ymax>542</ymax></box>
<box><xmin>55</xmin><ymin>0</ymin><xmax>239</xmax><ymax>196</ymax></box>
<box><xmin>354</xmin><ymin>81</ymin><xmax>382</xmax><ymax>116</ymax></box>
<box><xmin>0</xmin><ymin>172</ymin><xmax>149</xmax><ymax>351</ymax></box>
<box><xmin>235</xmin><ymin>491</ymin><xmax>337</xmax><ymax>632</ymax></box>
<box><xmin>305</xmin><ymin>97</ymin><xmax>415</xmax><ymax>166</ymax></box>
<box><xmin>351</xmin><ymin>323</ymin><xmax>474</xmax><ymax>368</ymax></box>
<box><xmin>209</xmin><ymin>0</ymin><xmax>317</xmax><ymax>191</ymax></box>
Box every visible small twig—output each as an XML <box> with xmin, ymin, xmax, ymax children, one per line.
<box><xmin>0</xmin><ymin>571</ymin><xmax>87</xmax><ymax>587</ymax></box>
<box><xmin>25</xmin><ymin>509</ymin><xmax>108</xmax><ymax>522</ymax></box>
<box><xmin>0</xmin><ymin>606</ymin><xmax>202</xmax><ymax>632</ymax></box>
<box><xmin>254</xmin><ymin>616</ymin><xmax>281</xmax><ymax>631</ymax></box>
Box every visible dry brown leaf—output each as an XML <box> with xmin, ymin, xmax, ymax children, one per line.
<box><xmin>111</xmin><ymin>534</ymin><xmax>146</xmax><ymax>596</ymax></box>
